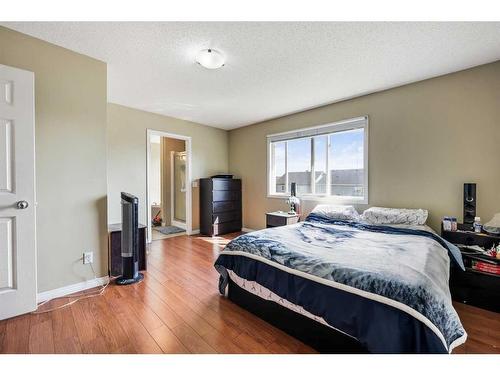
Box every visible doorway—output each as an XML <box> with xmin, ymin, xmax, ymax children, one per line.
<box><xmin>146</xmin><ymin>130</ymin><xmax>192</xmax><ymax>242</ymax></box>
<box><xmin>170</xmin><ymin>150</ymin><xmax>187</xmax><ymax>230</ymax></box>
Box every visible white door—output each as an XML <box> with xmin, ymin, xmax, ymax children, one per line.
<box><xmin>0</xmin><ymin>64</ymin><xmax>36</xmax><ymax>320</ymax></box>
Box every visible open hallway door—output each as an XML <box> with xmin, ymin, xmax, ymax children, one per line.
<box><xmin>0</xmin><ymin>64</ymin><xmax>37</xmax><ymax>320</ymax></box>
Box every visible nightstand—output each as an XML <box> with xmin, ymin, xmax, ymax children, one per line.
<box><xmin>441</xmin><ymin>223</ymin><xmax>500</xmax><ymax>313</ymax></box>
<box><xmin>266</xmin><ymin>211</ymin><xmax>300</xmax><ymax>228</ymax></box>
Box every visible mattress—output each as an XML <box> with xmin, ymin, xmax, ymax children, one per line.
<box><xmin>227</xmin><ymin>270</ymin><xmax>359</xmax><ymax>341</ymax></box>
<box><xmin>215</xmin><ymin>214</ymin><xmax>467</xmax><ymax>353</ymax></box>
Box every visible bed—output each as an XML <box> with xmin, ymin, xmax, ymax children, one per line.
<box><xmin>214</xmin><ymin>209</ymin><xmax>467</xmax><ymax>353</ymax></box>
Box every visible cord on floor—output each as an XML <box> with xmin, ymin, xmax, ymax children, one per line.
<box><xmin>32</xmin><ymin>263</ymin><xmax>112</xmax><ymax>314</ymax></box>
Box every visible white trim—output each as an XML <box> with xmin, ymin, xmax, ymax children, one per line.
<box><xmin>190</xmin><ymin>229</ymin><xmax>200</xmax><ymax>235</ymax></box>
<box><xmin>266</xmin><ymin>194</ymin><xmax>368</xmax><ymax>204</ymax></box>
<box><xmin>267</xmin><ymin>116</ymin><xmax>368</xmax><ymax>140</ymax></box>
<box><xmin>242</xmin><ymin>227</ymin><xmax>257</xmax><ymax>232</ymax></box>
<box><xmin>170</xmin><ymin>150</ymin><xmax>187</xmax><ymax>230</ymax></box>
<box><xmin>266</xmin><ymin>116</ymin><xmax>369</xmax><ymax>205</ymax></box>
<box><xmin>171</xmin><ymin>220</ymin><xmax>187</xmax><ymax>230</ymax></box>
<box><xmin>170</xmin><ymin>150</ymin><xmax>175</xmax><ymax>226</ymax></box>
<box><xmin>448</xmin><ymin>332</ymin><xmax>468</xmax><ymax>353</ymax></box>
<box><xmin>219</xmin><ymin>250</ymin><xmax>465</xmax><ymax>352</ymax></box>
<box><xmin>37</xmin><ymin>276</ymin><xmax>109</xmax><ymax>303</ymax></box>
<box><xmin>146</xmin><ymin>129</ymin><xmax>193</xmax><ymax>243</ymax></box>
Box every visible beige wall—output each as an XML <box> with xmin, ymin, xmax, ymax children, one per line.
<box><xmin>3</xmin><ymin>24</ymin><xmax>499</xmax><ymax>294</ymax></box>
<box><xmin>160</xmin><ymin>138</ymin><xmax>186</xmax><ymax>226</ymax></box>
<box><xmin>0</xmin><ymin>27</ymin><xmax>108</xmax><ymax>292</ymax></box>
<box><xmin>229</xmin><ymin>61</ymin><xmax>500</xmax><ymax>231</ymax></box>
<box><xmin>107</xmin><ymin>103</ymin><xmax>228</xmax><ymax>230</ymax></box>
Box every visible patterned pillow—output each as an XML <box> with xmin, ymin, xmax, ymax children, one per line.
<box><xmin>311</xmin><ymin>204</ymin><xmax>361</xmax><ymax>221</ymax></box>
<box><xmin>361</xmin><ymin>207</ymin><xmax>428</xmax><ymax>226</ymax></box>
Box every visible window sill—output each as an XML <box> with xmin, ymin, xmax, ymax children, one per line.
<box><xmin>267</xmin><ymin>194</ymin><xmax>368</xmax><ymax>205</ymax></box>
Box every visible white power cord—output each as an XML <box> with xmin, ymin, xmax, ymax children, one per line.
<box><xmin>32</xmin><ymin>262</ymin><xmax>111</xmax><ymax>314</ymax></box>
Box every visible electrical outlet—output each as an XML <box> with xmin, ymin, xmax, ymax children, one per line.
<box><xmin>83</xmin><ymin>251</ymin><xmax>93</xmax><ymax>264</ymax></box>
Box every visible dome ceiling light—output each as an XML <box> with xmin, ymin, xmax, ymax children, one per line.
<box><xmin>195</xmin><ymin>48</ymin><xmax>225</xmax><ymax>69</ymax></box>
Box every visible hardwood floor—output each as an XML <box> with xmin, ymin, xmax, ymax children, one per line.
<box><xmin>1</xmin><ymin>232</ymin><xmax>499</xmax><ymax>354</ymax></box>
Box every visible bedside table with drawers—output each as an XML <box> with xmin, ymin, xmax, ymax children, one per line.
<box><xmin>266</xmin><ymin>211</ymin><xmax>300</xmax><ymax>228</ymax></box>
<box><xmin>441</xmin><ymin>223</ymin><xmax>500</xmax><ymax>313</ymax></box>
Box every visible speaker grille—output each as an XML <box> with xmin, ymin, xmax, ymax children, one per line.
<box><xmin>463</xmin><ymin>183</ymin><xmax>476</xmax><ymax>224</ymax></box>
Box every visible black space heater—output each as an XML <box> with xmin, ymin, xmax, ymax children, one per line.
<box><xmin>116</xmin><ymin>192</ymin><xmax>144</xmax><ymax>285</ymax></box>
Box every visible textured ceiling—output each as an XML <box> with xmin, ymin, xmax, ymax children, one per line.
<box><xmin>3</xmin><ymin>22</ymin><xmax>500</xmax><ymax>129</ymax></box>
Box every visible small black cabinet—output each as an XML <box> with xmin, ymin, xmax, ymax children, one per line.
<box><xmin>108</xmin><ymin>223</ymin><xmax>147</xmax><ymax>277</ymax></box>
<box><xmin>266</xmin><ymin>211</ymin><xmax>300</xmax><ymax>228</ymax></box>
<box><xmin>441</xmin><ymin>224</ymin><xmax>500</xmax><ymax>312</ymax></box>
<box><xmin>200</xmin><ymin>178</ymin><xmax>242</xmax><ymax>236</ymax></box>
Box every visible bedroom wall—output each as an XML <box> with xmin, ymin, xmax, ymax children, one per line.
<box><xmin>107</xmin><ymin>103</ymin><xmax>229</xmax><ymax>230</ymax></box>
<box><xmin>228</xmin><ymin>61</ymin><xmax>500</xmax><ymax>231</ymax></box>
<box><xmin>0</xmin><ymin>27</ymin><xmax>108</xmax><ymax>292</ymax></box>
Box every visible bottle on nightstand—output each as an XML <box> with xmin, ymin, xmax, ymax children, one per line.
<box><xmin>474</xmin><ymin>217</ymin><xmax>482</xmax><ymax>233</ymax></box>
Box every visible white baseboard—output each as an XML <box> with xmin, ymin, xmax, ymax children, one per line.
<box><xmin>171</xmin><ymin>219</ymin><xmax>187</xmax><ymax>230</ymax></box>
<box><xmin>242</xmin><ymin>227</ymin><xmax>257</xmax><ymax>232</ymax></box>
<box><xmin>37</xmin><ymin>276</ymin><xmax>109</xmax><ymax>303</ymax></box>
<box><xmin>190</xmin><ymin>229</ymin><xmax>200</xmax><ymax>235</ymax></box>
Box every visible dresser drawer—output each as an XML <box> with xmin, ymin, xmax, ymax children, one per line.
<box><xmin>266</xmin><ymin>213</ymin><xmax>300</xmax><ymax>228</ymax></box>
<box><xmin>213</xmin><ymin>190</ymin><xmax>241</xmax><ymax>202</ymax></box>
<box><xmin>213</xmin><ymin>220</ymin><xmax>242</xmax><ymax>236</ymax></box>
<box><xmin>442</xmin><ymin>230</ymin><xmax>498</xmax><ymax>248</ymax></box>
<box><xmin>213</xmin><ymin>211</ymin><xmax>241</xmax><ymax>224</ymax></box>
<box><xmin>213</xmin><ymin>201</ymin><xmax>240</xmax><ymax>213</ymax></box>
<box><xmin>213</xmin><ymin>179</ymin><xmax>241</xmax><ymax>191</ymax></box>
<box><xmin>266</xmin><ymin>214</ymin><xmax>287</xmax><ymax>227</ymax></box>
<box><xmin>200</xmin><ymin>177</ymin><xmax>242</xmax><ymax>237</ymax></box>
<box><xmin>450</xmin><ymin>267</ymin><xmax>500</xmax><ymax>312</ymax></box>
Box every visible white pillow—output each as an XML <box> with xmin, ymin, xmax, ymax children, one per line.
<box><xmin>311</xmin><ymin>204</ymin><xmax>361</xmax><ymax>221</ymax></box>
<box><xmin>361</xmin><ymin>207</ymin><xmax>428</xmax><ymax>226</ymax></box>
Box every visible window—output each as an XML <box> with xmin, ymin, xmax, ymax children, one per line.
<box><xmin>267</xmin><ymin>116</ymin><xmax>368</xmax><ymax>203</ymax></box>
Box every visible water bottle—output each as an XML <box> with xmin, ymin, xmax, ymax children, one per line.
<box><xmin>451</xmin><ymin>217</ymin><xmax>457</xmax><ymax>232</ymax></box>
<box><xmin>443</xmin><ymin>217</ymin><xmax>451</xmax><ymax>231</ymax></box>
<box><xmin>473</xmin><ymin>217</ymin><xmax>482</xmax><ymax>233</ymax></box>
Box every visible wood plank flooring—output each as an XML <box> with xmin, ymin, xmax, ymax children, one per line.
<box><xmin>1</xmin><ymin>233</ymin><xmax>499</xmax><ymax>354</ymax></box>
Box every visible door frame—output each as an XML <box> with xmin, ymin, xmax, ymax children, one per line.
<box><xmin>170</xmin><ymin>150</ymin><xmax>187</xmax><ymax>230</ymax></box>
<box><xmin>146</xmin><ymin>129</ymin><xmax>192</xmax><ymax>242</ymax></box>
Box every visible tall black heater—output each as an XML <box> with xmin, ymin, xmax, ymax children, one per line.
<box><xmin>116</xmin><ymin>192</ymin><xmax>144</xmax><ymax>285</ymax></box>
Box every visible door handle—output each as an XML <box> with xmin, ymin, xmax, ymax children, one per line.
<box><xmin>16</xmin><ymin>200</ymin><xmax>29</xmax><ymax>209</ymax></box>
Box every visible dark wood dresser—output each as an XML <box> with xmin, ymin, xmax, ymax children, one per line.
<box><xmin>200</xmin><ymin>177</ymin><xmax>242</xmax><ymax>236</ymax></box>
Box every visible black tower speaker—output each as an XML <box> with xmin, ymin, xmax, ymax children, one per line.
<box><xmin>463</xmin><ymin>183</ymin><xmax>477</xmax><ymax>225</ymax></box>
<box><xmin>116</xmin><ymin>192</ymin><xmax>144</xmax><ymax>285</ymax></box>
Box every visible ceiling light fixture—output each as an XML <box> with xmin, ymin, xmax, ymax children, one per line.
<box><xmin>196</xmin><ymin>48</ymin><xmax>225</xmax><ymax>69</ymax></box>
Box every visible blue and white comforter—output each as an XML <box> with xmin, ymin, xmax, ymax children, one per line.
<box><xmin>214</xmin><ymin>213</ymin><xmax>467</xmax><ymax>353</ymax></box>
